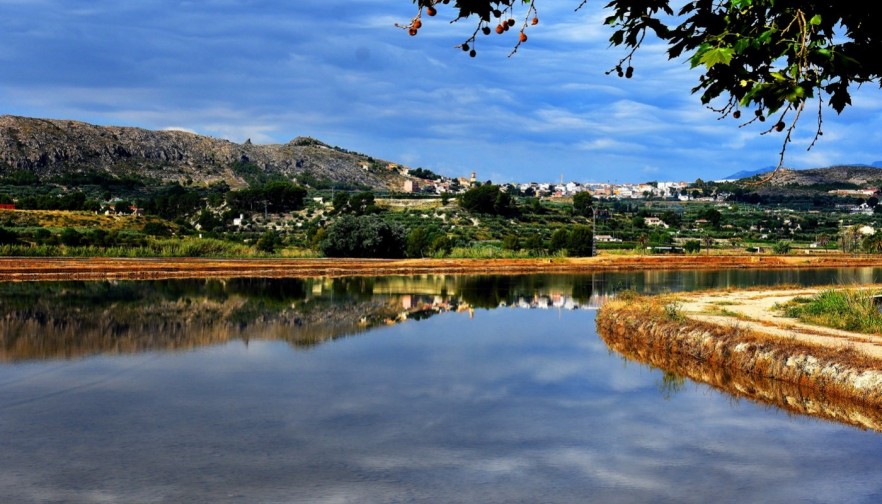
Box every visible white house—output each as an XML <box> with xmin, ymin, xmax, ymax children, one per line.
<box><xmin>594</xmin><ymin>235</ymin><xmax>622</xmax><ymax>243</ymax></box>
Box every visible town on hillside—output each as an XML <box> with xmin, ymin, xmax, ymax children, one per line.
<box><xmin>390</xmin><ymin>165</ymin><xmax>694</xmax><ymax>201</ymax></box>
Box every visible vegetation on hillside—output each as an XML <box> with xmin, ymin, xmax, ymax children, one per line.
<box><xmin>3</xmin><ymin>176</ymin><xmax>882</xmax><ymax>259</ymax></box>
<box><xmin>3</xmin><ymin>139</ymin><xmax>882</xmax><ymax>259</ymax></box>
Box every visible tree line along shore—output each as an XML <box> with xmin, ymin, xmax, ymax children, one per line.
<box><xmin>4</xmin><ymin>172</ymin><xmax>882</xmax><ymax>259</ymax></box>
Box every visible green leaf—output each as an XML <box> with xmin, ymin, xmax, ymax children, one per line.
<box><xmin>689</xmin><ymin>43</ymin><xmax>710</xmax><ymax>68</ymax></box>
<box><xmin>810</xmin><ymin>14</ymin><xmax>822</xmax><ymax>26</ymax></box>
<box><xmin>785</xmin><ymin>86</ymin><xmax>806</xmax><ymax>102</ymax></box>
<box><xmin>757</xmin><ymin>28</ymin><xmax>775</xmax><ymax>44</ymax></box>
<box><xmin>698</xmin><ymin>47</ymin><xmax>734</xmax><ymax>68</ymax></box>
<box><xmin>734</xmin><ymin>38</ymin><xmax>751</xmax><ymax>54</ymax></box>
<box><xmin>610</xmin><ymin>30</ymin><xmax>624</xmax><ymax>45</ymax></box>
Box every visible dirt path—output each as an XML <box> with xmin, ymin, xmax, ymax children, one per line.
<box><xmin>679</xmin><ymin>287</ymin><xmax>882</xmax><ymax>360</ymax></box>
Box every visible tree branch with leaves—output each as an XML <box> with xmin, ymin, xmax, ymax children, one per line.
<box><xmin>401</xmin><ymin>1</ymin><xmax>882</xmax><ymax>177</ymax></box>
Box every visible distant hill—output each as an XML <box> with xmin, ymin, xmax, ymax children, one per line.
<box><xmin>760</xmin><ymin>165</ymin><xmax>882</xmax><ymax>187</ymax></box>
<box><xmin>725</xmin><ymin>162</ymin><xmax>882</xmax><ymax>181</ymax></box>
<box><xmin>0</xmin><ymin>115</ymin><xmax>406</xmax><ymax>190</ymax></box>
<box><xmin>723</xmin><ymin>166</ymin><xmax>777</xmax><ymax>179</ymax></box>
<box><xmin>722</xmin><ymin>165</ymin><xmax>882</xmax><ymax>197</ymax></box>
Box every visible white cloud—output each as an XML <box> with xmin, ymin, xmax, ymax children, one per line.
<box><xmin>162</xmin><ymin>126</ymin><xmax>198</xmax><ymax>135</ymax></box>
<box><xmin>576</xmin><ymin>138</ymin><xmax>646</xmax><ymax>152</ymax></box>
<box><xmin>0</xmin><ymin>0</ymin><xmax>878</xmax><ymax>182</ymax></box>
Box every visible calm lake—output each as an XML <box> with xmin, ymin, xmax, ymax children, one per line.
<box><xmin>2</xmin><ymin>269</ymin><xmax>882</xmax><ymax>503</ymax></box>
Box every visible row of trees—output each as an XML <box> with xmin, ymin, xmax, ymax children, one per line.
<box><xmin>0</xmin><ymin>226</ymin><xmax>156</xmax><ymax>248</ymax></box>
<box><xmin>225</xmin><ymin>182</ymin><xmax>308</xmax><ymax>215</ymax></box>
<box><xmin>458</xmin><ymin>184</ymin><xmax>517</xmax><ymax>216</ymax></box>
<box><xmin>318</xmin><ymin>216</ymin><xmax>595</xmax><ymax>259</ymax></box>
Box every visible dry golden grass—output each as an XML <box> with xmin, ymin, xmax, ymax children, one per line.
<box><xmin>0</xmin><ymin>209</ymin><xmax>163</xmax><ymax>232</ymax></box>
<box><xmin>3</xmin><ymin>254</ymin><xmax>882</xmax><ymax>282</ymax></box>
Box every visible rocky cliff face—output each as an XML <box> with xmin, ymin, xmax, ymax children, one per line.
<box><xmin>0</xmin><ymin>115</ymin><xmax>405</xmax><ymax>190</ymax></box>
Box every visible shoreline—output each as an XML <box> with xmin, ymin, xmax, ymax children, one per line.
<box><xmin>3</xmin><ymin>254</ymin><xmax>882</xmax><ymax>281</ymax></box>
<box><xmin>596</xmin><ymin>288</ymin><xmax>882</xmax><ymax>413</ymax></box>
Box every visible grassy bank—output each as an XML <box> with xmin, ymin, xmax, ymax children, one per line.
<box><xmin>599</xmin><ymin>297</ymin><xmax>882</xmax><ymax>431</ymax></box>
<box><xmin>781</xmin><ymin>289</ymin><xmax>882</xmax><ymax>334</ymax></box>
<box><xmin>596</xmin><ymin>293</ymin><xmax>882</xmax><ymax>408</ymax></box>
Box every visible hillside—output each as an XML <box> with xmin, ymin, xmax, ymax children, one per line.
<box><xmin>0</xmin><ymin>115</ymin><xmax>406</xmax><ymax>190</ymax></box>
<box><xmin>763</xmin><ymin>166</ymin><xmax>882</xmax><ymax>187</ymax></box>
<box><xmin>727</xmin><ymin>165</ymin><xmax>882</xmax><ymax>197</ymax></box>
<box><xmin>723</xmin><ymin>166</ymin><xmax>776</xmax><ymax>179</ymax></box>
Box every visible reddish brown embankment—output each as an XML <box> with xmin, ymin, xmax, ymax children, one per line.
<box><xmin>4</xmin><ymin>254</ymin><xmax>882</xmax><ymax>281</ymax></box>
<box><xmin>596</xmin><ymin>297</ymin><xmax>882</xmax><ymax>428</ymax></box>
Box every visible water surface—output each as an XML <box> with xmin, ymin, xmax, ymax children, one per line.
<box><xmin>2</xmin><ymin>269</ymin><xmax>882</xmax><ymax>503</ymax></box>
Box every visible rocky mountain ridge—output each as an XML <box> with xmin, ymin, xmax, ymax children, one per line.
<box><xmin>761</xmin><ymin>165</ymin><xmax>882</xmax><ymax>187</ymax></box>
<box><xmin>0</xmin><ymin>115</ymin><xmax>406</xmax><ymax>190</ymax></box>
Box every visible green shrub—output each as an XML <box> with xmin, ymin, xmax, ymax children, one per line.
<box><xmin>0</xmin><ymin>227</ymin><xmax>18</xmax><ymax>245</ymax></box>
<box><xmin>549</xmin><ymin>228</ymin><xmax>569</xmax><ymax>253</ymax></box>
<box><xmin>502</xmin><ymin>234</ymin><xmax>520</xmax><ymax>250</ymax></box>
<box><xmin>568</xmin><ymin>225</ymin><xmax>594</xmax><ymax>257</ymax></box>
<box><xmin>572</xmin><ymin>192</ymin><xmax>594</xmax><ymax>217</ymax></box>
<box><xmin>458</xmin><ymin>185</ymin><xmax>516</xmax><ymax>216</ymax></box>
<box><xmin>773</xmin><ymin>240</ymin><xmax>792</xmax><ymax>254</ymax></box>
<box><xmin>143</xmin><ymin>221</ymin><xmax>172</xmax><ymax>237</ymax></box>
<box><xmin>664</xmin><ymin>301</ymin><xmax>685</xmax><ymax>322</ymax></box>
<box><xmin>60</xmin><ymin>227</ymin><xmax>82</xmax><ymax>246</ymax></box>
<box><xmin>256</xmin><ymin>231</ymin><xmax>279</xmax><ymax>253</ymax></box>
<box><xmin>321</xmin><ymin>215</ymin><xmax>406</xmax><ymax>258</ymax></box>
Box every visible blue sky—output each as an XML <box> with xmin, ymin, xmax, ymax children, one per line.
<box><xmin>2</xmin><ymin>0</ymin><xmax>880</xmax><ymax>183</ymax></box>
